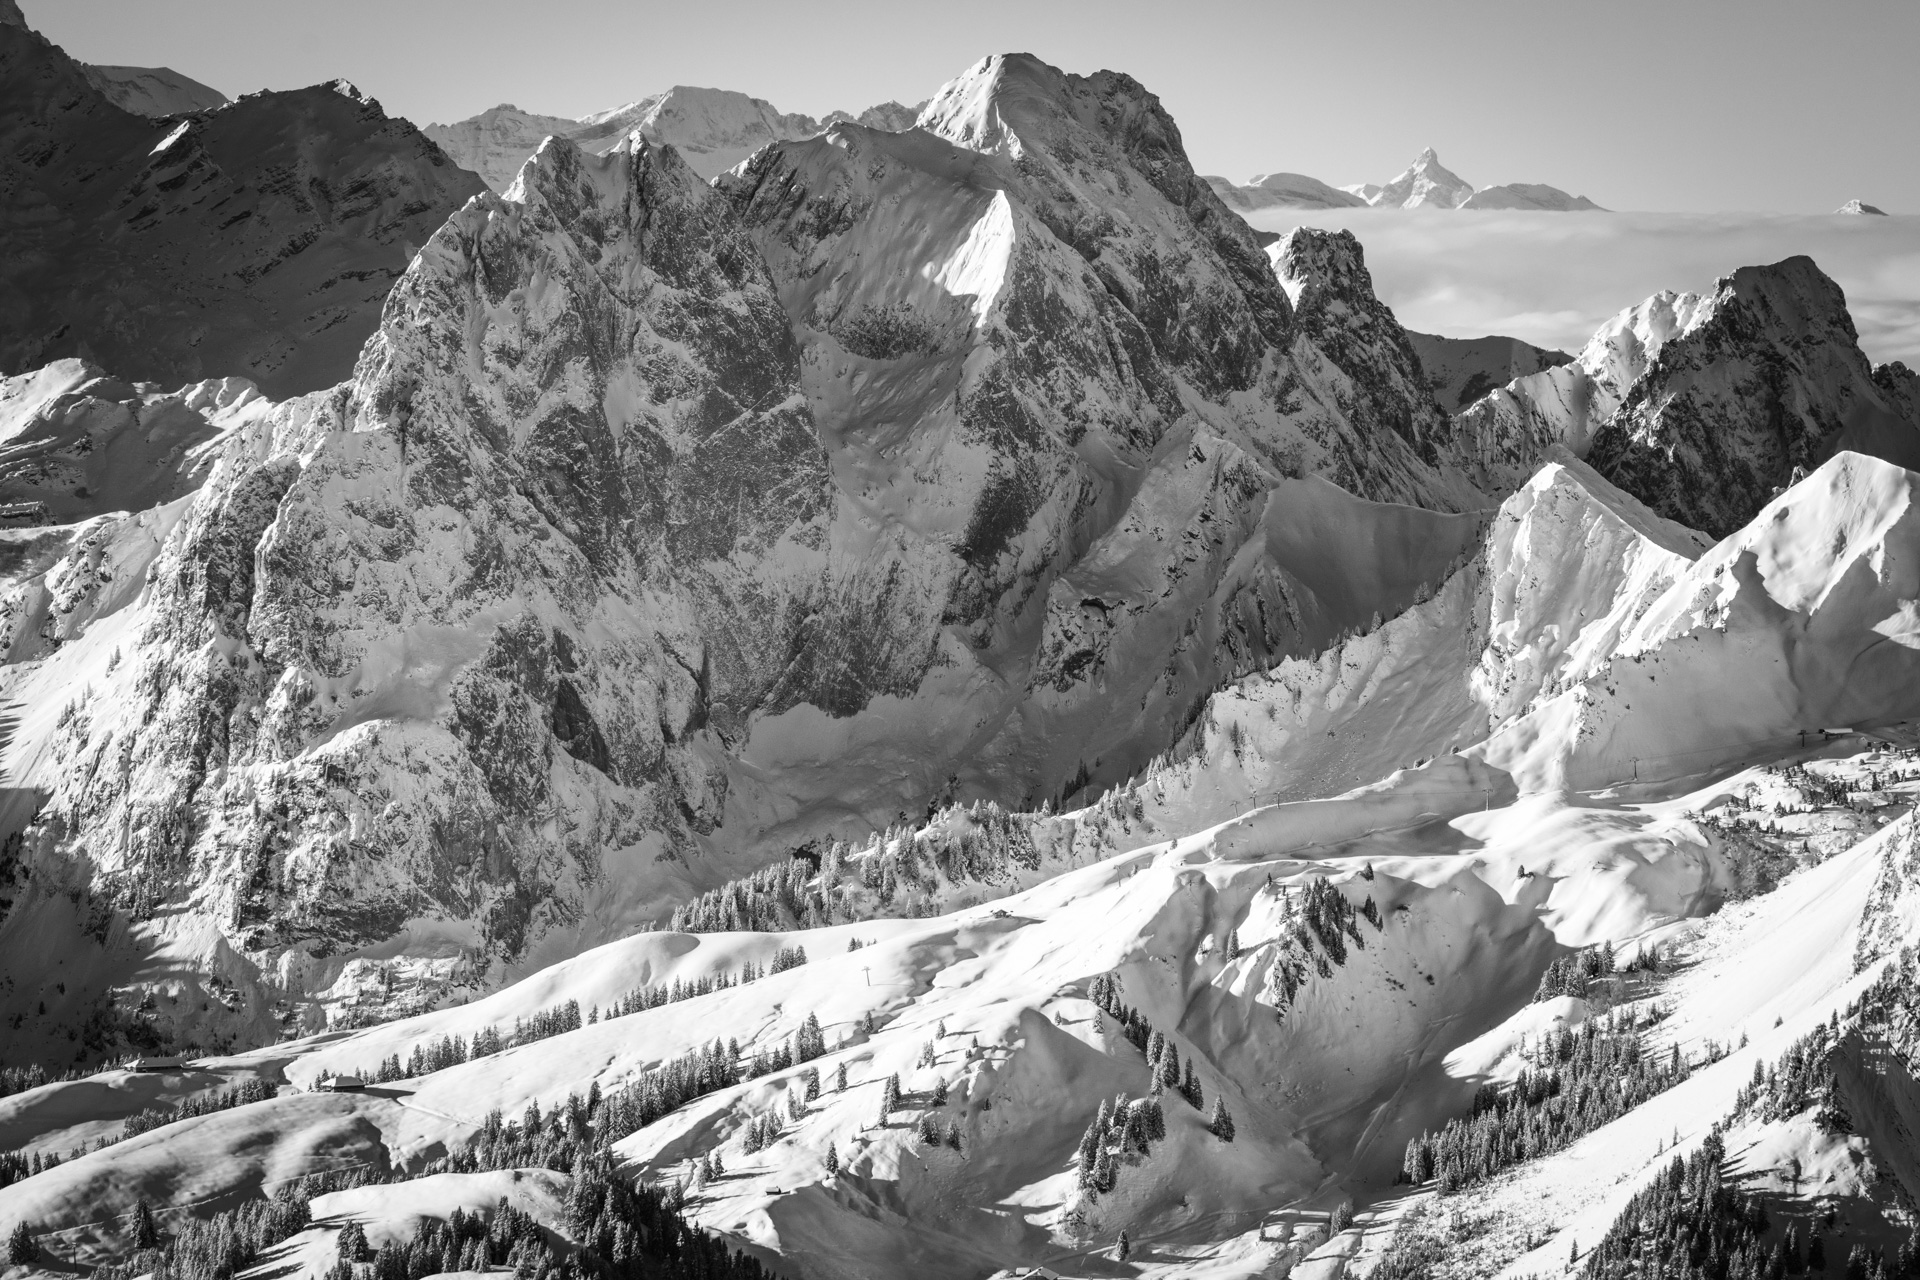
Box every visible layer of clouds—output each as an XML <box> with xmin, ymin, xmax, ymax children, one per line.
<box><xmin>1246</xmin><ymin>209</ymin><xmax>1920</xmax><ymax>369</ymax></box>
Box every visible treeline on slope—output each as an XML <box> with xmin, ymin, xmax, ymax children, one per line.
<box><xmin>327</xmin><ymin>1153</ymin><xmax>774</xmax><ymax>1280</ymax></box>
<box><xmin>1</xmin><ymin>1078</ymin><xmax>283</xmax><ymax>1185</ymax></box>
<box><xmin>1578</xmin><ymin>1131</ymin><xmax>1915</xmax><ymax>1280</ymax></box>
<box><xmin>666</xmin><ymin>783</ymin><xmax>1162</xmax><ymax>936</ymax></box>
<box><xmin>330</xmin><ymin>948</ymin><xmax>808</xmax><ymax>1085</ymax></box>
<box><xmin>121</xmin><ymin>1078</ymin><xmax>277</xmax><ymax>1140</ymax></box>
<box><xmin>1402</xmin><ymin>1007</ymin><xmax>1690</xmax><ymax>1193</ymax></box>
<box><xmin>669</xmin><ymin>803</ymin><xmax>1046</xmax><ymax>932</ymax></box>
<box><xmin>7</xmin><ymin>1155</ymin><xmax>776</xmax><ymax>1280</ymax></box>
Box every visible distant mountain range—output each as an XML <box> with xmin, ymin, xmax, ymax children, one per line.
<box><xmin>1209</xmin><ymin>146</ymin><xmax>1606</xmax><ymax>212</ymax></box>
<box><xmin>424</xmin><ymin>89</ymin><xmax>924</xmax><ymax>191</ymax></box>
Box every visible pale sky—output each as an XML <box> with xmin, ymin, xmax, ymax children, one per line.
<box><xmin>28</xmin><ymin>0</ymin><xmax>1919</xmax><ymax>214</ymax></box>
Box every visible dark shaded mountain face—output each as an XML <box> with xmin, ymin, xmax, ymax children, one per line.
<box><xmin>1406</xmin><ymin>330</ymin><xmax>1573</xmax><ymax>412</ymax></box>
<box><xmin>1585</xmin><ymin>257</ymin><xmax>1920</xmax><ymax>537</ymax></box>
<box><xmin>1447</xmin><ymin>256</ymin><xmax>1920</xmax><ymax>535</ymax></box>
<box><xmin>0</xmin><ymin>19</ymin><xmax>483</xmax><ymax>397</ymax></box>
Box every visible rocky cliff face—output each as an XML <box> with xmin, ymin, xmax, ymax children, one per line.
<box><xmin>1449</xmin><ymin>257</ymin><xmax>1920</xmax><ymax>530</ymax></box>
<box><xmin>0</xmin><ymin>54</ymin><xmax>1499</xmax><ymax>1053</ymax></box>
<box><xmin>1583</xmin><ymin>258</ymin><xmax>1920</xmax><ymax>536</ymax></box>
<box><xmin>0</xmin><ymin>16</ymin><xmax>483</xmax><ymax>397</ymax></box>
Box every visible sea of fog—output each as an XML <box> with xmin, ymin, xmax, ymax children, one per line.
<box><xmin>1240</xmin><ymin>208</ymin><xmax>1920</xmax><ymax>369</ymax></box>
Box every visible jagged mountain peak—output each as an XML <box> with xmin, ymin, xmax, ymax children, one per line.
<box><xmin>918</xmin><ymin>52</ymin><xmax>1173</xmax><ymax>166</ymax></box>
<box><xmin>1373</xmin><ymin>146</ymin><xmax>1475</xmax><ymax>208</ymax></box>
<box><xmin>0</xmin><ymin>0</ymin><xmax>23</xmax><ymax>26</ymax></box>
<box><xmin>1838</xmin><ymin>198</ymin><xmax>1888</xmax><ymax>215</ymax></box>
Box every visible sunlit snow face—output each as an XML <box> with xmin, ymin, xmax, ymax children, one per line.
<box><xmin>1239</xmin><ymin>207</ymin><xmax>1920</xmax><ymax>367</ymax></box>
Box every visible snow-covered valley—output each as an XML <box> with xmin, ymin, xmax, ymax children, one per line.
<box><xmin>1</xmin><ymin>6</ymin><xmax>1919</xmax><ymax>1279</ymax></box>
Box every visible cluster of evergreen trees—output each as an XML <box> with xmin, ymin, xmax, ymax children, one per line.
<box><xmin>0</xmin><ymin>1061</ymin><xmax>89</xmax><ymax>1101</ymax></box>
<box><xmin>8</xmin><ymin>1156</ymin><xmax>776</xmax><ymax>1280</ymax></box>
<box><xmin>1402</xmin><ymin>1009</ymin><xmax>1690</xmax><ymax>1193</ymax></box>
<box><xmin>0</xmin><ymin>1147</ymin><xmax>61</xmax><ymax>1191</ymax></box>
<box><xmin>1535</xmin><ymin>943</ymin><xmax>1619</xmax><ymax>1002</ymax></box>
<box><xmin>1145</xmin><ymin>1029</ymin><xmax>1205</xmax><ymax>1110</ymax></box>
<box><xmin>1087</xmin><ymin>974</ymin><xmax>1212</xmax><ymax>1111</ymax></box>
<box><xmin>1088</xmin><ymin>972</ymin><xmax>1154</xmax><ymax>1054</ymax></box>
<box><xmin>1732</xmin><ymin>1015</ymin><xmax>1849</xmax><ymax>1132</ymax></box>
<box><xmin>1266</xmin><ymin>876</ymin><xmax>1381</xmax><ymax>1016</ymax></box>
<box><xmin>121</xmin><ymin>1078</ymin><xmax>277</xmax><ymax>1140</ymax></box>
<box><xmin>1577</xmin><ymin>1131</ymin><xmax>1905</xmax><ymax>1280</ymax></box>
<box><xmin>667</xmin><ymin>801</ymin><xmax>1058</xmax><ymax>935</ymax></box>
<box><xmin>1075</xmin><ymin>1094</ymin><xmax>1168</xmax><ymax>1195</ymax></box>
<box><xmin>72</xmin><ymin>1180</ymin><xmax>318</xmax><ymax>1280</ymax></box>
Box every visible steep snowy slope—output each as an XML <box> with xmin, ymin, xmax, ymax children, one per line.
<box><xmin>425</xmin><ymin>89</ymin><xmax>926</xmax><ymax>192</ymax></box>
<box><xmin>0</xmin><ymin>14</ymin><xmax>483</xmax><ymax>397</ymax></box>
<box><xmin>1405</xmin><ymin>330</ymin><xmax>1573</xmax><ymax>412</ymax></box>
<box><xmin>1450</xmin><ymin>257</ymin><xmax>1920</xmax><ymax>521</ymax></box>
<box><xmin>77</xmin><ymin>63</ymin><xmax>227</xmax><ymax>117</ymax></box>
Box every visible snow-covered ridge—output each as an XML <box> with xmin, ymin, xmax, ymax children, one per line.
<box><xmin>424</xmin><ymin>86</ymin><xmax>927</xmax><ymax>191</ymax></box>
<box><xmin>1211</xmin><ymin>146</ymin><xmax>1604</xmax><ymax>212</ymax></box>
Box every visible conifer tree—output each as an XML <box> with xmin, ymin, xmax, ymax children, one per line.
<box><xmin>834</xmin><ymin>1062</ymin><xmax>848</xmax><ymax>1093</ymax></box>
<box><xmin>1810</xmin><ymin>1233</ymin><xmax>1827</xmax><ymax>1273</ymax></box>
<box><xmin>878</xmin><ymin>1073</ymin><xmax>900</xmax><ymax>1124</ymax></box>
<box><xmin>1117</xmin><ymin>1230</ymin><xmax>1130</xmax><ymax>1261</ymax></box>
<box><xmin>134</xmin><ymin>1200</ymin><xmax>161</xmax><ymax>1249</ymax></box>
<box><xmin>7</xmin><ymin>1222</ymin><xmax>35</xmax><ymax>1265</ymax></box>
<box><xmin>824</xmin><ymin>1143</ymin><xmax>839</xmax><ymax>1176</ymax></box>
<box><xmin>1225</xmin><ymin>930</ymin><xmax>1240</xmax><ymax>961</ymax></box>
<box><xmin>1209</xmin><ymin>1098</ymin><xmax>1235</xmax><ymax>1142</ymax></box>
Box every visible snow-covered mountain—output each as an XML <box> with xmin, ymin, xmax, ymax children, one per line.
<box><xmin>5</xmin><ymin>31</ymin><xmax>1920</xmax><ymax>1280</ymax></box>
<box><xmin>0</xmin><ymin>13</ymin><xmax>483</xmax><ymax>398</ymax></box>
<box><xmin>1212</xmin><ymin>147</ymin><xmax>1605</xmax><ymax>212</ymax></box>
<box><xmin>1838</xmin><ymin>198</ymin><xmax>1888</xmax><ymax>215</ymax></box>
<box><xmin>425</xmin><ymin>88</ymin><xmax>926</xmax><ymax>192</ymax></box>
<box><xmin>0</xmin><ymin>51</ymin><xmax>1493</xmax><ymax>1063</ymax></box>
<box><xmin>1452</xmin><ymin>255</ymin><xmax>1920</xmax><ymax>532</ymax></box>
<box><xmin>1365</xmin><ymin>146</ymin><xmax>1477</xmax><ymax>208</ymax></box>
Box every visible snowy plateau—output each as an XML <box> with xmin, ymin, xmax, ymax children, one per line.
<box><xmin>1</xmin><ymin>9</ymin><xmax>1920</xmax><ymax>1280</ymax></box>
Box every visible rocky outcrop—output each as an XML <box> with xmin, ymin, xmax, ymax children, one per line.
<box><xmin>0</xmin><ymin>15</ymin><xmax>483</xmax><ymax>396</ymax></box>
<box><xmin>1585</xmin><ymin>258</ymin><xmax>1920</xmax><ymax>536</ymax></box>
<box><xmin>1448</xmin><ymin>258</ymin><xmax>1920</xmax><ymax>531</ymax></box>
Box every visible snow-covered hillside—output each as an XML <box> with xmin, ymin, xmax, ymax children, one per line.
<box><xmin>424</xmin><ymin>88</ymin><xmax>926</xmax><ymax>192</ymax></box>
